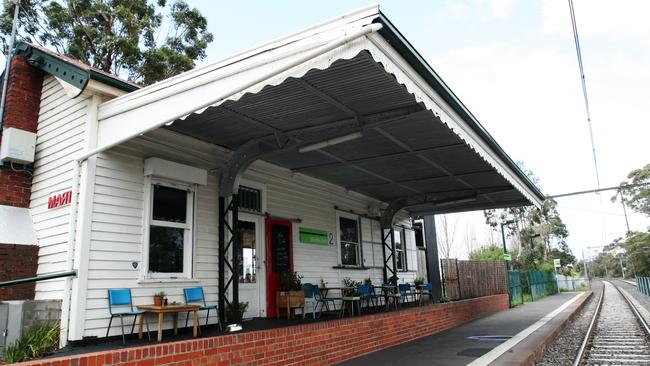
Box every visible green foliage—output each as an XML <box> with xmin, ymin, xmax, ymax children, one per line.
<box><xmin>1</xmin><ymin>0</ymin><xmax>213</xmax><ymax>85</ymax></box>
<box><xmin>439</xmin><ymin>295</ymin><xmax>451</xmax><ymax>303</ymax></box>
<box><xmin>279</xmin><ymin>271</ymin><xmax>303</xmax><ymax>291</ymax></box>
<box><xmin>341</xmin><ymin>277</ymin><xmax>360</xmax><ymax>296</ymax></box>
<box><xmin>413</xmin><ymin>276</ymin><xmax>425</xmax><ymax>286</ymax></box>
<box><xmin>3</xmin><ymin>322</ymin><xmax>60</xmax><ymax>363</ymax></box>
<box><xmin>469</xmin><ymin>245</ymin><xmax>504</xmax><ymax>261</ymax></box>
<box><xmin>153</xmin><ymin>291</ymin><xmax>166</xmax><ymax>297</ymax></box>
<box><xmin>614</xmin><ymin>163</ymin><xmax>650</xmax><ymax>216</ymax></box>
<box><xmin>620</xmin><ymin>231</ymin><xmax>650</xmax><ymax>277</ymax></box>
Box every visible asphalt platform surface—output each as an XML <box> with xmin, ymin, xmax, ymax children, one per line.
<box><xmin>339</xmin><ymin>291</ymin><xmax>583</xmax><ymax>366</ymax></box>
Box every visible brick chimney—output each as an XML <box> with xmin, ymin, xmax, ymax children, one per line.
<box><xmin>0</xmin><ymin>54</ymin><xmax>44</xmax><ymax>300</ymax></box>
<box><xmin>0</xmin><ymin>54</ymin><xmax>44</xmax><ymax>207</ymax></box>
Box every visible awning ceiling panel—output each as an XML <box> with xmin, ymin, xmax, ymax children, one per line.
<box><xmin>167</xmin><ymin>50</ymin><xmax>539</xmax><ymax>214</ymax></box>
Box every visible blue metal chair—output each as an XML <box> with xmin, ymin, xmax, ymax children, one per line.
<box><xmin>399</xmin><ymin>283</ymin><xmax>415</xmax><ymax>303</ymax></box>
<box><xmin>356</xmin><ymin>284</ymin><xmax>373</xmax><ymax>310</ymax></box>
<box><xmin>368</xmin><ymin>284</ymin><xmax>381</xmax><ymax>307</ymax></box>
<box><xmin>107</xmin><ymin>289</ymin><xmax>150</xmax><ymax>344</ymax></box>
<box><xmin>183</xmin><ymin>287</ymin><xmax>221</xmax><ymax>332</ymax></box>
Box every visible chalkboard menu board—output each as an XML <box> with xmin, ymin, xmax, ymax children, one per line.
<box><xmin>271</xmin><ymin>224</ymin><xmax>291</xmax><ymax>273</ymax></box>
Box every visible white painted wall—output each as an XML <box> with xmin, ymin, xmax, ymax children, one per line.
<box><xmin>78</xmin><ymin>129</ymin><xmax>417</xmax><ymax>338</ymax></box>
<box><xmin>30</xmin><ymin>76</ymin><xmax>91</xmax><ymax>300</ymax></box>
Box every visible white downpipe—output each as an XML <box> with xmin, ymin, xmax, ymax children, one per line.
<box><xmin>78</xmin><ymin>23</ymin><xmax>382</xmax><ymax>163</ymax></box>
<box><xmin>60</xmin><ymin>159</ymin><xmax>81</xmax><ymax>347</ymax></box>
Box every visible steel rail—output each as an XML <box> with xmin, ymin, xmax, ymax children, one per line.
<box><xmin>612</xmin><ymin>281</ymin><xmax>650</xmax><ymax>338</ymax></box>
<box><xmin>572</xmin><ymin>284</ymin><xmax>605</xmax><ymax>366</ymax></box>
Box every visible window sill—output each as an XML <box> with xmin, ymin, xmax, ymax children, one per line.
<box><xmin>332</xmin><ymin>265</ymin><xmax>370</xmax><ymax>270</ymax></box>
<box><xmin>138</xmin><ymin>278</ymin><xmax>200</xmax><ymax>285</ymax></box>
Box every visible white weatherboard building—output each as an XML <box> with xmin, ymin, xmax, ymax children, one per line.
<box><xmin>11</xmin><ymin>5</ymin><xmax>544</xmax><ymax>344</ymax></box>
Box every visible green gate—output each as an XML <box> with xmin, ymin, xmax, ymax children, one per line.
<box><xmin>527</xmin><ymin>270</ymin><xmax>558</xmax><ymax>301</ymax></box>
<box><xmin>508</xmin><ymin>270</ymin><xmax>523</xmax><ymax>306</ymax></box>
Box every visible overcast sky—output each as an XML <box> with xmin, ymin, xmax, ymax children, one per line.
<box><xmin>3</xmin><ymin>1</ymin><xmax>647</xmax><ymax>261</ymax></box>
<box><xmin>183</xmin><ymin>0</ymin><xmax>648</xmax><ymax>260</ymax></box>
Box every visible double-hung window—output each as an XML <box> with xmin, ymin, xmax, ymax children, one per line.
<box><xmin>394</xmin><ymin>228</ymin><xmax>407</xmax><ymax>271</ymax></box>
<box><xmin>147</xmin><ymin>181</ymin><xmax>194</xmax><ymax>278</ymax></box>
<box><xmin>337</xmin><ymin>212</ymin><xmax>361</xmax><ymax>267</ymax></box>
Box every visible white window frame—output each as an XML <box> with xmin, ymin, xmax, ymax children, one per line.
<box><xmin>336</xmin><ymin>211</ymin><xmax>362</xmax><ymax>267</ymax></box>
<box><xmin>142</xmin><ymin>176</ymin><xmax>196</xmax><ymax>280</ymax></box>
<box><xmin>394</xmin><ymin>228</ymin><xmax>407</xmax><ymax>272</ymax></box>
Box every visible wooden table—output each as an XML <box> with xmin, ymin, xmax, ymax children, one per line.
<box><xmin>137</xmin><ymin>304</ymin><xmax>200</xmax><ymax>342</ymax></box>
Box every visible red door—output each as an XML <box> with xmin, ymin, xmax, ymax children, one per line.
<box><xmin>265</xmin><ymin>219</ymin><xmax>293</xmax><ymax>318</ymax></box>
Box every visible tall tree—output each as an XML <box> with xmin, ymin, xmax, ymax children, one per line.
<box><xmin>614</xmin><ymin>163</ymin><xmax>650</xmax><ymax>217</ymax></box>
<box><xmin>484</xmin><ymin>162</ymin><xmax>570</xmax><ymax>268</ymax></box>
<box><xmin>437</xmin><ymin>215</ymin><xmax>457</xmax><ymax>259</ymax></box>
<box><xmin>0</xmin><ymin>0</ymin><xmax>213</xmax><ymax>85</ymax></box>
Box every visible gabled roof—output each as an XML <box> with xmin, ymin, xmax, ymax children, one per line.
<box><xmin>90</xmin><ymin>4</ymin><xmax>545</xmax><ymax>215</ymax></box>
<box><xmin>15</xmin><ymin>41</ymin><xmax>139</xmax><ymax>93</ymax></box>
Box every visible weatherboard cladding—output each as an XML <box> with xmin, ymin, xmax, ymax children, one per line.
<box><xmin>75</xmin><ymin>129</ymin><xmax>416</xmax><ymax>338</ymax></box>
<box><xmin>30</xmin><ymin>76</ymin><xmax>91</xmax><ymax>300</ymax></box>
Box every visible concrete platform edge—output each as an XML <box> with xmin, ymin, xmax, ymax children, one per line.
<box><xmin>490</xmin><ymin>290</ymin><xmax>593</xmax><ymax>366</ymax></box>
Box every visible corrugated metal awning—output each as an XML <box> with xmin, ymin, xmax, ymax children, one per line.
<box><xmin>94</xmin><ymin>5</ymin><xmax>544</xmax><ymax>216</ymax></box>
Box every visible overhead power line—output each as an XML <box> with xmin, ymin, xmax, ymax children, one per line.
<box><xmin>547</xmin><ymin>182</ymin><xmax>650</xmax><ymax>199</ymax></box>
<box><xmin>568</xmin><ymin>0</ymin><xmax>601</xmax><ymax>190</ymax></box>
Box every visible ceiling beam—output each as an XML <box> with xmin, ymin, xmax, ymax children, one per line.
<box><xmin>346</xmin><ymin>168</ymin><xmax>497</xmax><ymax>190</ymax></box>
<box><xmin>291</xmin><ymin>142</ymin><xmax>466</xmax><ymax>172</ymax></box>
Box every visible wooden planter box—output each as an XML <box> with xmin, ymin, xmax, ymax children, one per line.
<box><xmin>276</xmin><ymin>291</ymin><xmax>305</xmax><ymax>319</ymax></box>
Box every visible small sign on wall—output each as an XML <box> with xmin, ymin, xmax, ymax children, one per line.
<box><xmin>299</xmin><ymin>227</ymin><xmax>331</xmax><ymax>245</ymax></box>
<box><xmin>48</xmin><ymin>190</ymin><xmax>72</xmax><ymax>209</ymax></box>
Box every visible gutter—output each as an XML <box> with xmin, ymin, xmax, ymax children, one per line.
<box><xmin>373</xmin><ymin>12</ymin><xmax>546</xmax><ymax>204</ymax></box>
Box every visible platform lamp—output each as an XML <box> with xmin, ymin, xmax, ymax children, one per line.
<box><xmin>501</xmin><ymin>219</ymin><xmax>515</xmax><ymax>308</ymax></box>
<box><xmin>500</xmin><ymin>220</ymin><xmax>516</xmax><ymax>269</ymax></box>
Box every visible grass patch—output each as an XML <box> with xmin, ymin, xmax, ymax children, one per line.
<box><xmin>523</xmin><ymin>293</ymin><xmax>533</xmax><ymax>302</ymax></box>
<box><xmin>3</xmin><ymin>322</ymin><xmax>60</xmax><ymax>364</ymax></box>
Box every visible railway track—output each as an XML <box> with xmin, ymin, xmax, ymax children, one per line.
<box><xmin>573</xmin><ymin>281</ymin><xmax>650</xmax><ymax>365</ymax></box>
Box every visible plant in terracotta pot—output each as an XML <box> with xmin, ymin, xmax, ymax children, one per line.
<box><xmin>276</xmin><ymin>271</ymin><xmax>305</xmax><ymax>319</ymax></box>
<box><xmin>153</xmin><ymin>291</ymin><xmax>166</xmax><ymax>306</ymax></box>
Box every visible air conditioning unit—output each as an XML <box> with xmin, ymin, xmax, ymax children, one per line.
<box><xmin>0</xmin><ymin>127</ymin><xmax>37</xmax><ymax>164</ymax></box>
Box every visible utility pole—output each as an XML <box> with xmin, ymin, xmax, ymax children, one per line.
<box><xmin>582</xmin><ymin>248</ymin><xmax>590</xmax><ymax>280</ymax></box>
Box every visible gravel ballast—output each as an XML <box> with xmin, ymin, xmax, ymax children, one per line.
<box><xmin>535</xmin><ymin>281</ymin><xmax>603</xmax><ymax>366</ymax></box>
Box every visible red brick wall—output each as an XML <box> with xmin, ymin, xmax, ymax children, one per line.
<box><xmin>18</xmin><ymin>294</ymin><xmax>509</xmax><ymax>366</ymax></box>
<box><xmin>0</xmin><ymin>54</ymin><xmax>44</xmax><ymax>208</ymax></box>
<box><xmin>0</xmin><ymin>243</ymin><xmax>39</xmax><ymax>300</ymax></box>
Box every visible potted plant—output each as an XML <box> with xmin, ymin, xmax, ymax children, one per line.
<box><xmin>342</xmin><ymin>277</ymin><xmax>359</xmax><ymax>296</ymax></box>
<box><xmin>276</xmin><ymin>271</ymin><xmax>304</xmax><ymax>318</ymax></box>
<box><xmin>414</xmin><ymin>277</ymin><xmax>426</xmax><ymax>287</ymax></box>
<box><xmin>363</xmin><ymin>277</ymin><xmax>372</xmax><ymax>285</ymax></box>
<box><xmin>226</xmin><ymin>301</ymin><xmax>250</xmax><ymax>321</ymax></box>
<box><xmin>153</xmin><ymin>291</ymin><xmax>166</xmax><ymax>306</ymax></box>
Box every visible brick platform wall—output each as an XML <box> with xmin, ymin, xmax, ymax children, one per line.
<box><xmin>0</xmin><ymin>243</ymin><xmax>39</xmax><ymax>300</ymax></box>
<box><xmin>18</xmin><ymin>294</ymin><xmax>508</xmax><ymax>366</ymax></box>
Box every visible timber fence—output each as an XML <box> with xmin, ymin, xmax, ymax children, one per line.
<box><xmin>440</xmin><ymin>259</ymin><xmax>507</xmax><ymax>301</ymax></box>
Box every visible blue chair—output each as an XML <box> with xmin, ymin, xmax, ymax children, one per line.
<box><xmin>107</xmin><ymin>289</ymin><xmax>150</xmax><ymax>344</ymax></box>
<box><xmin>399</xmin><ymin>283</ymin><xmax>415</xmax><ymax>303</ymax></box>
<box><xmin>183</xmin><ymin>287</ymin><xmax>221</xmax><ymax>332</ymax></box>
<box><xmin>356</xmin><ymin>284</ymin><xmax>373</xmax><ymax>310</ymax></box>
<box><xmin>303</xmin><ymin>284</ymin><xmax>337</xmax><ymax>318</ymax></box>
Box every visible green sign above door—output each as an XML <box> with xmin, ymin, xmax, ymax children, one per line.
<box><xmin>299</xmin><ymin>227</ymin><xmax>329</xmax><ymax>245</ymax></box>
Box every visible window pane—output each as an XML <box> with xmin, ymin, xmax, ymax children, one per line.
<box><xmin>149</xmin><ymin>226</ymin><xmax>184</xmax><ymax>273</ymax></box>
<box><xmin>396</xmin><ymin>251</ymin><xmax>404</xmax><ymax>271</ymax></box>
<box><xmin>339</xmin><ymin>217</ymin><xmax>359</xmax><ymax>243</ymax></box>
<box><xmin>238</xmin><ymin>186</ymin><xmax>261</xmax><ymax>213</ymax></box>
<box><xmin>152</xmin><ymin>185</ymin><xmax>187</xmax><ymax>223</ymax></box>
<box><xmin>394</xmin><ymin>230</ymin><xmax>402</xmax><ymax>249</ymax></box>
<box><xmin>239</xmin><ymin>221</ymin><xmax>256</xmax><ymax>283</ymax></box>
<box><xmin>341</xmin><ymin>242</ymin><xmax>358</xmax><ymax>266</ymax></box>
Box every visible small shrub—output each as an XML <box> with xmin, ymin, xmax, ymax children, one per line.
<box><xmin>3</xmin><ymin>322</ymin><xmax>60</xmax><ymax>363</ymax></box>
<box><xmin>439</xmin><ymin>295</ymin><xmax>451</xmax><ymax>303</ymax></box>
